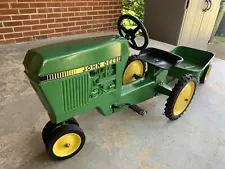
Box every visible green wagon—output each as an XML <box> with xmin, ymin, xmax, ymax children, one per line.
<box><xmin>23</xmin><ymin>14</ymin><xmax>214</xmax><ymax>161</ymax></box>
<box><xmin>169</xmin><ymin>46</ymin><xmax>213</xmax><ymax>83</ymax></box>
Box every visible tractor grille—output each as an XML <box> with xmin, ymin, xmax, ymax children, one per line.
<box><xmin>62</xmin><ymin>74</ymin><xmax>89</xmax><ymax>112</ymax></box>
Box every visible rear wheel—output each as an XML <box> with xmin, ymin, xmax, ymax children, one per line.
<box><xmin>200</xmin><ymin>64</ymin><xmax>212</xmax><ymax>83</ymax></box>
<box><xmin>165</xmin><ymin>74</ymin><xmax>197</xmax><ymax>120</ymax></box>
<box><xmin>45</xmin><ymin>124</ymin><xmax>85</xmax><ymax>161</ymax></box>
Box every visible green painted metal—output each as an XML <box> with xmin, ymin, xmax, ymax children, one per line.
<box><xmin>24</xmin><ymin>35</ymin><xmax>130</xmax><ymax>123</ymax></box>
<box><xmin>23</xmin><ymin>35</ymin><xmax>128</xmax><ymax>77</ymax></box>
<box><xmin>109</xmin><ymin>66</ymin><xmax>169</xmax><ymax>113</ymax></box>
<box><xmin>23</xmin><ymin>35</ymin><xmax>214</xmax><ymax>124</ymax></box>
<box><xmin>169</xmin><ymin>46</ymin><xmax>214</xmax><ymax>81</ymax></box>
<box><xmin>156</xmin><ymin>83</ymin><xmax>172</xmax><ymax>96</ymax></box>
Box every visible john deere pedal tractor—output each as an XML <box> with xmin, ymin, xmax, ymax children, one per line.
<box><xmin>23</xmin><ymin>14</ymin><xmax>214</xmax><ymax>161</ymax></box>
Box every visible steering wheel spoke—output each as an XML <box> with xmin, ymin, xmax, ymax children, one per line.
<box><xmin>132</xmin><ymin>26</ymin><xmax>140</xmax><ymax>34</ymax></box>
<box><xmin>120</xmin><ymin>25</ymin><xmax>129</xmax><ymax>34</ymax></box>
<box><xmin>130</xmin><ymin>37</ymin><xmax>138</xmax><ymax>49</ymax></box>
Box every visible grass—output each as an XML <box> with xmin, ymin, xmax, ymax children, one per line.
<box><xmin>212</xmin><ymin>36</ymin><xmax>225</xmax><ymax>43</ymax></box>
<box><xmin>122</xmin><ymin>10</ymin><xmax>137</xmax><ymax>29</ymax></box>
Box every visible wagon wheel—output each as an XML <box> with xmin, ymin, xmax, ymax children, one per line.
<box><xmin>164</xmin><ymin>74</ymin><xmax>197</xmax><ymax>120</ymax></box>
<box><xmin>123</xmin><ymin>56</ymin><xmax>146</xmax><ymax>85</ymax></box>
<box><xmin>42</xmin><ymin>118</ymin><xmax>79</xmax><ymax>144</ymax></box>
<box><xmin>45</xmin><ymin>124</ymin><xmax>85</xmax><ymax>161</ymax></box>
<box><xmin>200</xmin><ymin>64</ymin><xmax>212</xmax><ymax>83</ymax></box>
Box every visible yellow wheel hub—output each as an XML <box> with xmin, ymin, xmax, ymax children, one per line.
<box><xmin>173</xmin><ymin>82</ymin><xmax>195</xmax><ymax>116</ymax></box>
<box><xmin>204</xmin><ymin>66</ymin><xmax>212</xmax><ymax>81</ymax></box>
<box><xmin>123</xmin><ymin>60</ymin><xmax>144</xmax><ymax>85</ymax></box>
<box><xmin>53</xmin><ymin>133</ymin><xmax>81</xmax><ymax>157</ymax></box>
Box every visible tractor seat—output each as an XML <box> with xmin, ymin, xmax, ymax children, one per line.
<box><xmin>138</xmin><ymin>48</ymin><xmax>183</xmax><ymax>70</ymax></box>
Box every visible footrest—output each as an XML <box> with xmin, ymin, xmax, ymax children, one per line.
<box><xmin>129</xmin><ymin>105</ymin><xmax>147</xmax><ymax>116</ymax></box>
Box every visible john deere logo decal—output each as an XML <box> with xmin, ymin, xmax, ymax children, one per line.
<box><xmin>82</xmin><ymin>56</ymin><xmax>121</xmax><ymax>72</ymax></box>
<box><xmin>40</xmin><ymin>56</ymin><xmax>121</xmax><ymax>81</ymax></box>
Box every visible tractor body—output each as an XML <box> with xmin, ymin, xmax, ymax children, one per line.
<box><xmin>24</xmin><ymin>35</ymin><xmax>131</xmax><ymax>123</ymax></box>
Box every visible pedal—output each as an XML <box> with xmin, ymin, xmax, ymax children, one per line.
<box><xmin>129</xmin><ymin>105</ymin><xmax>147</xmax><ymax>116</ymax></box>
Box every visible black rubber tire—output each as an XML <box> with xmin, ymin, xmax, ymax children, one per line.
<box><xmin>42</xmin><ymin>118</ymin><xmax>79</xmax><ymax>144</ymax></box>
<box><xmin>45</xmin><ymin>124</ymin><xmax>85</xmax><ymax>161</ymax></box>
<box><xmin>200</xmin><ymin>64</ymin><xmax>212</xmax><ymax>84</ymax></box>
<box><xmin>122</xmin><ymin>55</ymin><xmax>146</xmax><ymax>85</ymax></box>
<box><xmin>66</xmin><ymin>118</ymin><xmax>79</xmax><ymax>126</ymax></box>
<box><xmin>164</xmin><ymin>74</ymin><xmax>197</xmax><ymax>120</ymax></box>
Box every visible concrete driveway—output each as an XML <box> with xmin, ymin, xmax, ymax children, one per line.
<box><xmin>0</xmin><ymin>32</ymin><xmax>225</xmax><ymax>169</ymax></box>
<box><xmin>208</xmin><ymin>42</ymin><xmax>225</xmax><ymax>60</ymax></box>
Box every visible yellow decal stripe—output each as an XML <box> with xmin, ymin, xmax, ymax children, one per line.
<box><xmin>44</xmin><ymin>56</ymin><xmax>121</xmax><ymax>81</ymax></box>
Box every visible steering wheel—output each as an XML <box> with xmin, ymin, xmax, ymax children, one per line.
<box><xmin>118</xmin><ymin>14</ymin><xmax>149</xmax><ymax>51</ymax></box>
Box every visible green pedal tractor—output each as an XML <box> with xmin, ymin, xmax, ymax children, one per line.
<box><xmin>23</xmin><ymin>14</ymin><xmax>214</xmax><ymax>160</ymax></box>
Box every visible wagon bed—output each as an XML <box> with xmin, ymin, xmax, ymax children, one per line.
<box><xmin>169</xmin><ymin>46</ymin><xmax>214</xmax><ymax>81</ymax></box>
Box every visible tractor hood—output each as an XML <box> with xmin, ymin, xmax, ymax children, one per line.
<box><xmin>23</xmin><ymin>35</ymin><xmax>129</xmax><ymax>80</ymax></box>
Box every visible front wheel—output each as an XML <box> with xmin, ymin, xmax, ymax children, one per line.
<box><xmin>42</xmin><ymin>118</ymin><xmax>79</xmax><ymax>144</ymax></box>
<box><xmin>164</xmin><ymin>74</ymin><xmax>197</xmax><ymax>120</ymax></box>
<box><xmin>45</xmin><ymin>124</ymin><xmax>85</xmax><ymax>161</ymax></box>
